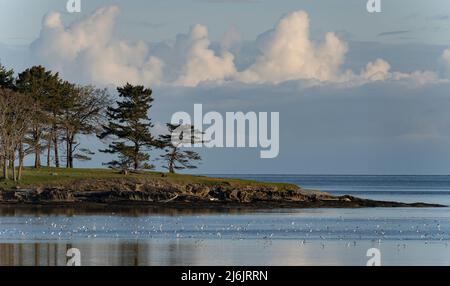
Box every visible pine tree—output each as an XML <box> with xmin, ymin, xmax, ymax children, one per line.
<box><xmin>158</xmin><ymin>123</ymin><xmax>202</xmax><ymax>174</ymax></box>
<box><xmin>99</xmin><ymin>83</ymin><xmax>155</xmax><ymax>173</ymax></box>
<box><xmin>16</xmin><ymin>66</ymin><xmax>60</xmax><ymax>168</ymax></box>
<box><xmin>0</xmin><ymin>62</ymin><xmax>15</xmax><ymax>90</ymax></box>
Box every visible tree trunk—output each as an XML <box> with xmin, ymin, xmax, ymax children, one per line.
<box><xmin>69</xmin><ymin>143</ymin><xmax>74</xmax><ymax>168</ymax></box>
<box><xmin>12</xmin><ymin>152</ymin><xmax>16</xmax><ymax>182</ymax></box>
<box><xmin>169</xmin><ymin>164</ymin><xmax>175</xmax><ymax>174</ymax></box>
<box><xmin>54</xmin><ymin>134</ymin><xmax>59</xmax><ymax>168</ymax></box>
<box><xmin>18</xmin><ymin>143</ymin><xmax>24</xmax><ymax>181</ymax></box>
<box><xmin>66</xmin><ymin>135</ymin><xmax>70</xmax><ymax>168</ymax></box>
<box><xmin>47</xmin><ymin>139</ymin><xmax>51</xmax><ymax>167</ymax></box>
<box><xmin>3</xmin><ymin>152</ymin><xmax>8</xmax><ymax>180</ymax></box>
<box><xmin>69</xmin><ymin>154</ymin><xmax>73</xmax><ymax>168</ymax></box>
<box><xmin>169</xmin><ymin>150</ymin><xmax>176</xmax><ymax>174</ymax></box>
<box><xmin>67</xmin><ymin>135</ymin><xmax>74</xmax><ymax>168</ymax></box>
<box><xmin>52</xmin><ymin>113</ymin><xmax>60</xmax><ymax>168</ymax></box>
<box><xmin>33</xmin><ymin>128</ymin><xmax>41</xmax><ymax>169</ymax></box>
<box><xmin>35</xmin><ymin>146</ymin><xmax>41</xmax><ymax>168</ymax></box>
<box><xmin>133</xmin><ymin>143</ymin><xmax>139</xmax><ymax>170</ymax></box>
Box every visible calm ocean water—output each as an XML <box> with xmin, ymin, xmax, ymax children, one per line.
<box><xmin>216</xmin><ymin>175</ymin><xmax>450</xmax><ymax>205</ymax></box>
<box><xmin>0</xmin><ymin>175</ymin><xmax>449</xmax><ymax>266</ymax></box>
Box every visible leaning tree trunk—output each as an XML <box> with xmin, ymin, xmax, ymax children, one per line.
<box><xmin>52</xmin><ymin>114</ymin><xmax>60</xmax><ymax>168</ymax></box>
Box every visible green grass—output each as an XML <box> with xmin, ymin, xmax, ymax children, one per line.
<box><xmin>0</xmin><ymin>167</ymin><xmax>297</xmax><ymax>190</ymax></box>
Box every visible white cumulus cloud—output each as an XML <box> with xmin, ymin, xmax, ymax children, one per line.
<box><xmin>238</xmin><ymin>11</ymin><xmax>348</xmax><ymax>84</ymax></box>
<box><xmin>31</xmin><ymin>6</ymin><xmax>236</xmax><ymax>87</ymax></box>
<box><xmin>361</xmin><ymin>59</ymin><xmax>391</xmax><ymax>81</ymax></box>
<box><xmin>31</xmin><ymin>6</ymin><xmax>164</xmax><ymax>86</ymax></box>
<box><xmin>28</xmin><ymin>6</ymin><xmax>446</xmax><ymax>88</ymax></box>
<box><xmin>173</xmin><ymin>24</ymin><xmax>237</xmax><ymax>87</ymax></box>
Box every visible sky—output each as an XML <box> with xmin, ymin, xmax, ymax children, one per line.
<box><xmin>2</xmin><ymin>0</ymin><xmax>450</xmax><ymax>174</ymax></box>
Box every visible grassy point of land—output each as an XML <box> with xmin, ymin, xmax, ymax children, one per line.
<box><xmin>0</xmin><ymin>168</ymin><xmax>298</xmax><ymax>191</ymax></box>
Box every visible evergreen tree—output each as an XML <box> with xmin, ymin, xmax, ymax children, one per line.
<box><xmin>0</xmin><ymin>62</ymin><xmax>15</xmax><ymax>90</ymax></box>
<box><xmin>99</xmin><ymin>83</ymin><xmax>155</xmax><ymax>172</ymax></box>
<box><xmin>158</xmin><ymin>123</ymin><xmax>202</xmax><ymax>174</ymax></box>
<box><xmin>16</xmin><ymin>66</ymin><xmax>60</xmax><ymax>168</ymax></box>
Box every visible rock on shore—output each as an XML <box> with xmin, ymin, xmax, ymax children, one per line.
<box><xmin>0</xmin><ymin>178</ymin><xmax>444</xmax><ymax>208</ymax></box>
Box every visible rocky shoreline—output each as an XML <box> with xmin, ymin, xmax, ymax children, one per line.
<box><xmin>0</xmin><ymin>178</ymin><xmax>445</xmax><ymax>209</ymax></box>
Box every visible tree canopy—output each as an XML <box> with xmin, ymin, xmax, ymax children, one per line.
<box><xmin>0</xmin><ymin>63</ymin><xmax>203</xmax><ymax>182</ymax></box>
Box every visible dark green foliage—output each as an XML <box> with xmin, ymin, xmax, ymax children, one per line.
<box><xmin>158</xmin><ymin>123</ymin><xmax>202</xmax><ymax>173</ymax></box>
<box><xmin>0</xmin><ymin>62</ymin><xmax>15</xmax><ymax>90</ymax></box>
<box><xmin>99</xmin><ymin>83</ymin><xmax>156</xmax><ymax>172</ymax></box>
<box><xmin>16</xmin><ymin>66</ymin><xmax>61</xmax><ymax>168</ymax></box>
<box><xmin>1</xmin><ymin>60</ymin><xmax>206</xmax><ymax>181</ymax></box>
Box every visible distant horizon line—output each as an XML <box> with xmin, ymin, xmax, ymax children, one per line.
<box><xmin>200</xmin><ymin>173</ymin><xmax>450</xmax><ymax>177</ymax></box>
<box><xmin>21</xmin><ymin>166</ymin><xmax>450</xmax><ymax>176</ymax></box>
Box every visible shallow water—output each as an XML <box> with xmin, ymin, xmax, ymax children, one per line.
<box><xmin>0</xmin><ymin>175</ymin><xmax>450</xmax><ymax>266</ymax></box>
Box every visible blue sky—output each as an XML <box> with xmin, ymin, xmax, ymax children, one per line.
<box><xmin>2</xmin><ymin>0</ymin><xmax>450</xmax><ymax>174</ymax></box>
<box><xmin>2</xmin><ymin>0</ymin><xmax>450</xmax><ymax>45</ymax></box>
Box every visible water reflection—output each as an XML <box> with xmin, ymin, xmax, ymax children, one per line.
<box><xmin>0</xmin><ymin>242</ymin><xmax>198</xmax><ymax>266</ymax></box>
<box><xmin>0</xmin><ymin>243</ymin><xmax>67</xmax><ymax>266</ymax></box>
<box><xmin>1</xmin><ymin>240</ymin><xmax>450</xmax><ymax>266</ymax></box>
<box><xmin>0</xmin><ymin>205</ymin><xmax>263</xmax><ymax>217</ymax></box>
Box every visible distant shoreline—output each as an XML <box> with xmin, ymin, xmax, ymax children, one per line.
<box><xmin>0</xmin><ymin>199</ymin><xmax>445</xmax><ymax>210</ymax></box>
<box><xmin>0</xmin><ymin>168</ymin><xmax>445</xmax><ymax>209</ymax></box>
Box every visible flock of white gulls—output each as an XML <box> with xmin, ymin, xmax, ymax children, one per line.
<box><xmin>0</xmin><ymin>215</ymin><xmax>448</xmax><ymax>250</ymax></box>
